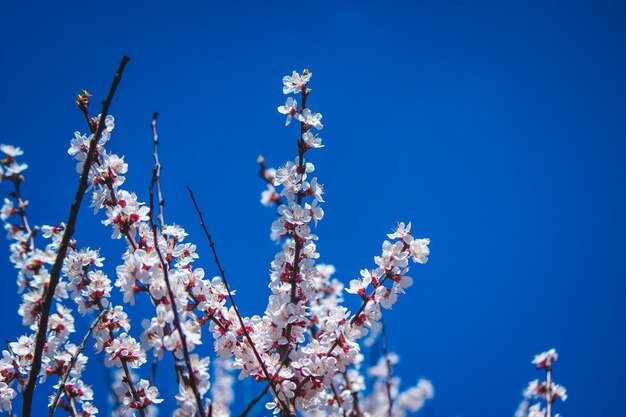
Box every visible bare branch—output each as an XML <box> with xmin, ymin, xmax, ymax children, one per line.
<box><xmin>151</xmin><ymin>112</ymin><xmax>165</xmax><ymax>228</ymax></box>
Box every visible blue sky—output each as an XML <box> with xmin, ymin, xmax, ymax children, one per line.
<box><xmin>1</xmin><ymin>1</ymin><xmax>625</xmax><ymax>416</ymax></box>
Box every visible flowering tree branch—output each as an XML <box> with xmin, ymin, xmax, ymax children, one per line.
<box><xmin>149</xmin><ymin>143</ymin><xmax>207</xmax><ymax>417</ymax></box>
<box><xmin>519</xmin><ymin>349</ymin><xmax>567</xmax><ymax>417</ymax></box>
<box><xmin>21</xmin><ymin>55</ymin><xmax>130</xmax><ymax>417</ymax></box>
<box><xmin>7</xmin><ymin>176</ymin><xmax>36</xmax><ymax>253</ymax></box>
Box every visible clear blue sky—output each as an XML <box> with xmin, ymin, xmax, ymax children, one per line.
<box><xmin>1</xmin><ymin>1</ymin><xmax>625</xmax><ymax>416</ymax></box>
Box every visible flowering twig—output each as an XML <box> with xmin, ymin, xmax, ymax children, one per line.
<box><xmin>48</xmin><ymin>310</ymin><xmax>106</xmax><ymax>417</ymax></box>
<box><xmin>21</xmin><ymin>55</ymin><xmax>130</xmax><ymax>417</ymax></box>
<box><xmin>150</xmin><ymin>144</ymin><xmax>206</xmax><ymax>417</ymax></box>
<box><xmin>8</xmin><ymin>177</ymin><xmax>36</xmax><ymax>253</ymax></box>
<box><xmin>257</xmin><ymin>156</ymin><xmax>283</xmax><ymax>207</ymax></box>
<box><xmin>280</xmin><ymin>85</ymin><xmax>309</xmax><ymax>365</ymax></box>
<box><xmin>522</xmin><ymin>349</ymin><xmax>567</xmax><ymax>417</ymax></box>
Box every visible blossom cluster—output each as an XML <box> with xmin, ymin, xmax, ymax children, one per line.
<box><xmin>70</xmin><ymin>114</ymin><xmax>222</xmax><ymax>416</ymax></box>
<box><xmin>250</xmin><ymin>71</ymin><xmax>432</xmax><ymax>415</ymax></box>
<box><xmin>0</xmin><ymin>146</ymin><xmax>100</xmax><ymax>415</ymax></box>
<box><xmin>515</xmin><ymin>349</ymin><xmax>567</xmax><ymax>417</ymax></box>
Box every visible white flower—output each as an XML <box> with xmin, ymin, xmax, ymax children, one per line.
<box><xmin>295</xmin><ymin>108</ymin><xmax>323</xmax><ymax>130</ymax></box>
<box><xmin>135</xmin><ymin>379</ymin><xmax>163</xmax><ymax>407</ymax></box>
<box><xmin>302</xmin><ymin>131</ymin><xmax>323</xmax><ymax>149</ymax></box>
<box><xmin>105</xmin><ymin>333</ymin><xmax>146</xmax><ymax>368</ymax></box>
<box><xmin>552</xmin><ymin>383</ymin><xmax>567</xmax><ymax>401</ymax></box>
<box><xmin>261</xmin><ymin>184</ymin><xmax>279</xmax><ymax>206</ymax></box>
<box><xmin>278</xmin><ymin>97</ymin><xmax>298</xmax><ymax>125</ymax></box>
<box><xmin>409</xmin><ymin>237</ymin><xmax>430</xmax><ymax>264</ymax></box>
<box><xmin>163</xmin><ymin>224</ymin><xmax>189</xmax><ymax>241</ymax></box>
<box><xmin>282</xmin><ymin>70</ymin><xmax>312</xmax><ymax>94</ymax></box>
<box><xmin>532</xmin><ymin>349</ymin><xmax>557</xmax><ymax>369</ymax></box>
<box><xmin>0</xmin><ymin>382</ymin><xmax>16</xmax><ymax>412</ymax></box>
<box><xmin>387</xmin><ymin>222</ymin><xmax>412</xmax><ymax>240</ymax></box>
<box><xmin>0</xmin><ymin>145</ymin><xmax>23</xmax><ymax>157</ymax></box>
<box><xmin>0</xmin><ymin>198</ymin><xmax>15</xmax><ymax>221</ymax></box>
<box><xmin>346</xmin><ymin>270</ymin><xmax>373</xmax><ymax>299</ymax></box>
<box><xmin>527</xmin><ymin>404</ymin><xmax>546</xmax><ymax>417</ymax></box>
<box><xmin>4</xmin><ymin>161</ymin><xmax>28</xmax><ymax>176</ymax></box>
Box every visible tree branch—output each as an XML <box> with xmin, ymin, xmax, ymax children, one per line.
<box><xmin>22</xmin><ymin>55</ymin><xmax>130</xmax><ymax>417</ymax></box>
<box><xmin>150</xmin><ymin>146</ymin><xmax>206</xmax><ymax>417</ymax></box>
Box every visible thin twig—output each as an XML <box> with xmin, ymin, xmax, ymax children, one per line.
<box><xmin>151</xmin><ymin>112</ymin><xmax>165</xmax><ymax>228</ymax></box>
<box><xmin>22</xmin><ymin>55</ymin><xmax>130</xmax><ymax>417</ymax></box>
<box><xmin>150</xmin><ymin>157</ymin><xmax>206</xmax><ymax>417</ymax></box>
<box><xmin>10</xmin><ymin>178</ymin><xmax>37</xmax><ymax>252</ymax></box>
<box><xmin>48</xmin><ymin>310</ymin><xmax>106</xmax><ymax>416</ymax></box>
<box><xmin>257</xmin><ymin>156</ymin><xmax>283</xmax><ymax>207</ymax></box>
<box><xmin>120</xmin><ymin>360</ymin><xmax>146</xmax><ymax>417</ymax></box>
<box><xmin>187</xmin><ymin>186</ymin><xmax>292</xmax><ymax>414</ymax></box>
<box><xmin>381</xmin><ymin>324</ymin><xmax>394</xmax><ymax>417</ymax></box>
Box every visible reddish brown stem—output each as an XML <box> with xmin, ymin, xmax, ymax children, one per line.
<box><xmin>280</xmin><ymin>86</ymin><xmax>309</xmax><ymax>360</ymax></box>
